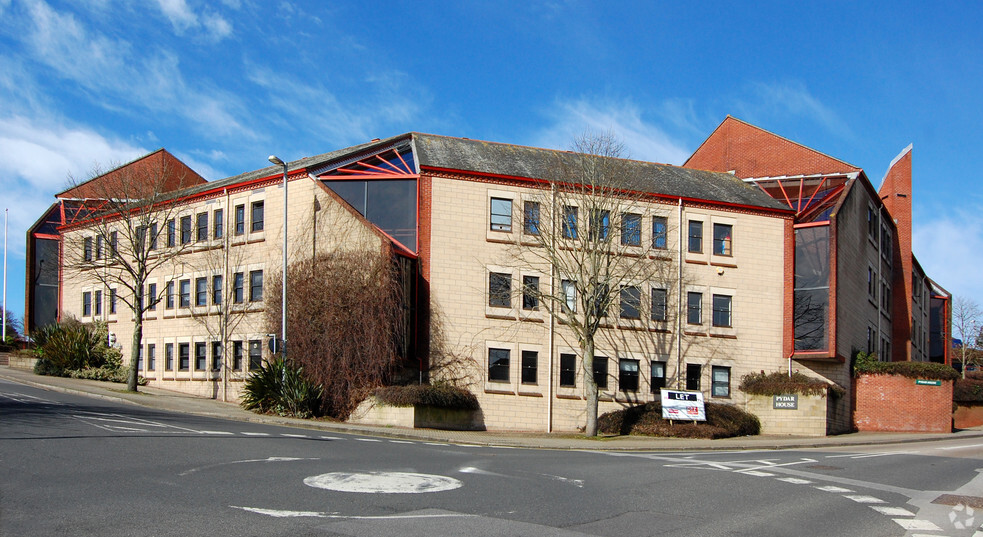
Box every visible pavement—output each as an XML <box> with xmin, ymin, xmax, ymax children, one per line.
<box><xmin>2</xmin><ymin>362</ymin><xmax>982</xmax><ymax>451</ymax></box>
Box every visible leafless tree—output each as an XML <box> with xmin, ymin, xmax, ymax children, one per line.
<box><xmin>952</xmin><ymin>295</ymin><xmax>982</xmax><ymax>379</ymax></box>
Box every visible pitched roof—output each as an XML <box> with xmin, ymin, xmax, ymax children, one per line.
<box><xmin>56</xmin><ymin>149</ymin><xmax>206</xmax><ymax>199</ymax></box>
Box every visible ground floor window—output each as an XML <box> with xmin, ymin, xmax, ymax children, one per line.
<box><xmin>650</xmin><ymin>361</ymin><xmax>666</xmax><ymax>393</ymax></box>
<box><xmin>178</xmin><ymin>343</ymin><xmax>190</xmax><ymax>371</ymax></box>
<box><xmin>685</xmin><ymin>363</ymin><xmax>701</xmax><ymax>391</ymax></box>
<box><xmin>248</xmin><ymin>340</ymin><xmax>262</xmax><ymax>370</ymax></box>
<box><xmin>559</xmin><ymin>353</ymin><xmax>576</xmax><ymax>387</ymax></box>
<box><xmin>488</xmin><ymin>348</ymin><xmax>510</xmax><ymax>382</ymax></box>
<box><xmin>619</xmin><ymin>359</ymin><xmax>639</xmax><ymax>391</ymax></box>
<box><xmin>521</xmin><ymin>350</ymin><xmax>538</xmax><ymax>384</ymax></box>
<box><xmin>711</xmin><ymin>366</ymin><xmax>731</xmax><ymax>397</ymax></box>
<box><xmin>194</xmin><ymin>342</ymin><xmax>207</xmax><ymax>371</ymax></box>
<box><xmin>165</xmin><ymin>343</ymin><xmax>174</xmax><ymax>371</ymax></box>
<box><xmin>233</xmin><ymin>341</ymin><xmax>243</xmax><ymax>371</ymax></box>
<box><xmin>593</xmin><ymin>356</ymin><xmax>608</xmax><ymax>389</ymax></box>
<box><xmin>211</xmin><ymin>342</ymin><xmax>222</xmax><ymax>371</ymax></box>
<box><xmin>147</xmin><ymin>344</ymin><xmax>156</xmax><ymax>371</ymax></box>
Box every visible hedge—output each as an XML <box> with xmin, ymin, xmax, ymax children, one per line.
<box><xmin>854</xmin><ymin>352</ymin><xmax>959</xmax><ymax>380</ymax></box>
<box><xmin>373</xmin><ymin>384</ymin><xmax>480</xmax><ymax>411</ymax></box>
<box><xmin>739</xmin><ymin>370</ymin><xmax>844</xmax><ymax>398</ymax></box>
<box><xmin>598</xmin><ymin>401</ymin><xmax>760</xmax><ymax>439</ymax></box>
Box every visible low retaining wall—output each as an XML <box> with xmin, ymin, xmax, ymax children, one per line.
<box><xmin>854</xmin><ymin>374</ymin><xmax>953</xmax><ymax>433</ymax></box>
<box><xmin>7</xmin><ymin>355</ymin><xmax>38</xmax><ymax>372</ymax></box>
<box><xmin>954</xmin><ymin>403</ymin><xmax>983</xmax><ymax>429</ymax></box>
<box><xmin>348</xmin><ymin>398</ymin><xmax>484</xmax><ymax>430</ymax></box>
<box><xmin>744</xmin><ymin>393</ymin><xmax>829</xmax><ymax>436</ymax></box>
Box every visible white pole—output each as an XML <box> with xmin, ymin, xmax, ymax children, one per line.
<box><xmin>2</xmin><ymin>207</ymin><xmax>7</xmax><ymax>342</ymax></box>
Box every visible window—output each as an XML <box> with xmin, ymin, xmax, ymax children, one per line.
<box><xmin>881</xmin><ymin>279</ymin><xmax>891</xmax><ymax>310</ymax></box>
<box><xmin>688</xmin><ymin>220</ymin><xmax>703</xmax><ymax>253</ymax></box>
<box><xmin>867</xmin><ymin>205</ymin><xmax>878</xmax><ymax>240</ymax></box>
<box><xmin>83</xmin><ymin>237</ymin><xmax>93</xmax><ymax>262</ymax></box>
<box><xmin>488</xmin><ymin>348</ymin><xmax>510</xmax><ymax>382</ymax></box>
<box><xmin>562</xmin><ymin>206</ymin><xmax>578</xmax><ymax>239</ymax></box>
<box><xmin>562</xmin><ymin>280</ymin><xmax>576</xmax><ymax>313</ymax></box>
<box><xmin>213</xmin><ymin>209</ymin><xmax>223</xmax><ymax>239</ymax></box>
<box><xmin>589</xmin><ymin>209</ymin><xmax>610</xmax><ymax>242</ymax></box>
<box><xmin>489</xmin><ymin>272</ymin><xmax>511</xmax><ymax>308</ymax></box>
<box><xmin>651</xmin><ymin>288</ymin><xmax>667</xmax><ymax>322</ymax></box>
<box><xmin>136</xmin><ymin>226</ymin><xmax>147</xmax><ymax>251</ymax></box>
<box><xmin>866</xmin><ymin>326</ymin><xmax>875</xmax><ymax>354</ymax></box>
<box><xmin>881</xmin><ymin>225</ymin><xmax>892</xmax><ymax>262</ymax></box>
<box><xmin>233</xmin><ymin>272</ymin><xmax>244</xmax><ymax>304</ymax></box>
<box><xmin>712</xmin><ymin>294</ymin><xmax>732</xmax><ymax>327</ymax></box>
<box><xmin>195</xmin><ymin>277</ymin><xmax>208</xmax><ymax>307</ymax></box>
<box><xmin>712</xmin><ymin>223</ymin><xmax>732</xmax><ymax>256</ymax></box>
<box><xmin>711</xmin><ymin>366</ymin><xmax>731</xmax><ymax>397</ymax></box>
<box><xmin>147</xmin><ymin>283</ymin><xmax>157</xmax><ymax>311</ymax></box>
<box><xmin>136</xmin><ymin>346</ymin><xmax>143</xmax><ymax>371</ymax></box>
<box><xmin>109</xmin><ymin>231</ymin><xmax>118</xmax><ymax>258</ymax></box>
<box><xmin>165</xmin><ymin>281</ymin><xmax>175</xmax><ymax>309</ymax></box>
<box><xmin>179</xmin><ymin>279</ymin><xmax>191</xmax><ymax>308</ymax></box>
<box><xmin>180</xmin><ymin>216</ymin><xmax>192</xmax><ymax>244</ymax></box>
<box><xmin>232</xmin><ymin>341</ymin><xmax>243</xmax><ymax>371</ymax></box>
<box><xmin>619</xmin><ymin>359</ymin><xmax>639</xmax><ymax>392</ymax></box>
<box><xmin>95</xmin><ymin>235</ymin><xmax>103</xmax><ymax>260</ymax></box>
<box><xmin>147</xmin><ymin>344</ymin><xmax>156</xmax><ymax>371</ymax></box>
<box><xmin>559</xmin><ymin>353</ymin><xmax>576</xmax><ymax>387</ymax></box>
<box><xmin>196</xmin><ymin>212</ymin><xmax>208</xmax><ymax>241</ymax></box>
<box><xmin>212</xmin><ymin>275</ymin><xmax>223</xmax><ymax>305</ymax></box>
<box><xmin>178</xmin><ymin>343</ymin><xmax>190</xmax><ymax>371</ymax></box>
<box><xmin>685</xmin><ymin>363</ymin><xmax>701</xmax><ymax>391</ymax></box>
<box><xmin>165</xmin><ymin>343</ymin><xmax>174</xmax><ymax>371</ymax></box>
<box><xmin>521</xmin><ymin>350</ymin><xmax>538</xmax><ymax>384</ymax></box>
<box><xmin>211</xmin><ymin>341</ymin><xmax>222</xmax><ymax>371</ymax></box>
<box><xmin>251</xmin><ymin>201</ymin><xmax>264</xmax><ymax>232</ymax></box>
<box><xmin>166</xmin><ymin>219</ymin><xmax>176</xmax><ymax>247</ymax></box>
<box><xmin>652</xmin><ymin>216</ymin><xmax>668</xmax><ymax>249</ymax></box>
<box><xmin>149</xmin><ymin>222</ymin><xmax>158</xmax><ymax>250</ymax></box>
<box><xmin>82</xmin><ymin>291</ymin><xmax>92</xmax><ymax>316</ymax></box>
<box><xmin>590</xmin><ymin>283</ymin><xmax>609</xmax><ymax>318</ymax></box>
<box><xmin>687</xmin><ymin>291</ymin><xmax>702</xmax><ymax>325</ymax></box>
<box><xmin>522</xmin><ymin>275</ymin><xmax>539</xmax><ymax>311</ymax></box>
<box><xmin>621</xmin><ymin>213</ymin><xmax>641</xmax><ymax>246</ymax></box>
<box><xmin>620</xmin><ymin>285</ymin><xmax>641</xmax><ymax>319</ymax></box>
<box><xmin>523</xmin><ymin>201</ymin><xmax>540</xmax><ymax>235</ymax></box>
<box><xmin>109</xmin><ymin>288</ymin><xmax>117</xmax><ymax>314</ymax></box>
<box><xmin>94</xmin><ymin>290</ymin><xmax>102</xmax><ymax>316</ymax></box>
<box><xmin>867</xmin><ymin>266</ymin><xmax>877</xmax><ymax>301</ymax></box>
<box><xmin>592</xmin><ymin>356</ymin><xmax>608</xmax><ymax>389</ymax></box>
<box><xmin>194</xmin><ymin>342</ymin><xmax>206</xmax><ymax>371</ymax></box>
<box><xmin>234</xmin><ymin>204</ymin><xmax>245</xmax><ymax>235</ymax></box>
<box><xmin>650</xmin><ymin>361</ymin><xmax>666</xmax><ymax>393</ymax></box>
<box><xmin>489</xmin><ymin>197</ymin><xmax>512</xmax><ymax>232</ymax></box>
<box><xmin>249</xmin><ymin>270</ymin><xmax>263</xmax><ymax>302</ymax></box>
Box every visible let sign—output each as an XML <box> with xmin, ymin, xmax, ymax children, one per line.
<box><xmin>661</xmin><ymin>389</ymin><xmax>706</xmax><ymax>421</ymax></box>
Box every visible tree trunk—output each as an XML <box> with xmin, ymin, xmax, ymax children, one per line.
<box><xmin>582</xmin><ymin>338</ymin><xmax>599</xmax><ymax>436</ymax></box>
<box><xmin>127</xmin><ymin>317</ymin><xmax>143</xmax><ymax>392</ymax></box>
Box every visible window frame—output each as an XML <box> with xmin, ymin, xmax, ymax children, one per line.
<box><xmin>650</xmin><ymin>360</ymin><xmax>667</xmax><ymax>393</ymax></box>
<box><xmin>592</xmin><ymin>356</ymin><xmax>608</xmax><ymax>390</ymax></box>
<box><xmin>712</xmin><ymin>223</ymin><xmax>733</xmax><ymax>256</ymax></box>
<box><xmin>250</xmin><ymin>201</ymin><xmax>264</xmax><ymax>233</ymax></box>
<box><xmin>196</xmin><ymin>212</ymin><xmax>208</xmax><ymax>242</ymax></box>
<box><xmin>521</xmin><ymin>350</ymin><xmax>538</xmax><ymax>385</ymax></box>
<box><xmin>488</xmin><ymin>272</ymin><xmax>511</xmax><ymax>309</ymax></box>
<box><xmin>195</xmin><ymin>277</ymin><xmax>208</xmax><ymax>307</ymax></box>
<box><xmin>521</xmin><ymin>275</ymin><xmax>539</xmax><ymax>311</ymax></box>
<box><xmin>688</xmin><ymin>220</ymin><xmax>703</xmax><ymax>253</ymax></box>
<box><xmin>178</xmin><ymin>342</ymin><xmax>190</xmax><ymax>371</ymax></box>
<box><xmin>559</xmin><ymin>353</ymin><xmax>577</xmax><ymax>387</ymax></box>
<box><xmin>711</xmin><ymin>293</ymin><xmax>732</xmax><ymax>328</ymax></box>
<box><xmin>687</xmin><ymin>291</ymin><xmax>703</xmax><ymax>325</ymax></box>
<box><xmin>618</xmin><ymin>358</ymin><xmax>640</xmax><ymax>392</ymax></box>
<box><xmin>711</xmin><ymin>366</ymin><xmax>731</xmax><ymax>398</ymax></box>
<box><xmin>620</xmin><ymin>212</ymin><xmax>641</xmax><ymax>247</ymax></box>
<box><xmin>619</xmin><ymin>285</ymin><xmax>641</xmax><ymax>320</ymax></box>
<box><xmin>522</xmin><ymin>200</ymin><xmax>540</xmax><ymax>236</ymax></box>
<box><xmin>652</xmin><ymin>216</ymin><xmax>668</xmax><ymax>250</ymax></box>
<box><xmin>488</xmin><ymin>347</ymin><xmax>510</xmax><ymax>383</ymax></box>
<box><xmin>179</xmin><ymin>279</ymin><xmax>191</xmax><ymax>308</ymax></box>
<box><xmin>489</xmin><ymin>197</ymin><xmax>512</xmax><ymax>232</ymax></box>
<box><xmin>234</xmin><ymin>204</ymin><xmax>245</xmax><ymax>236</ymax></box>
<box><xmin>213</xmin><ymin>208</ymin><xmax>224</xmax><ymax>239</ymax></box>
<box><xmin>651</xmin><ymin>287</ymin><xmax>668</xmax><ymax>322</ymax></box>
<box><xmin>249</xmin><ymin>270</ymin><xmax>263</xmax><ymax>303</ymax></box>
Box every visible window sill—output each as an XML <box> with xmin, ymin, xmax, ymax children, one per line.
<box><xmin>556</xmin><ymin>393</ymin><xmax>582</xmax><ymax>400</ymax></box>
<box><xmin>484</xmin><ymin>388</ymin><xmax>515</xmax><ymax>395</ymax></box>
<box><xmin>710</xmin><ymin>260</ymin><xmax>738</xmax><ymax>269</ymax></box>
<box><xmin>685</xmin><ymin>259</ymin><xmax>709</xmax><ymax>265</ymax></box>
<box><xmin>518</xmin><ymin>391</ymin><xmax>543</xmax><ymax>397</ymax></box>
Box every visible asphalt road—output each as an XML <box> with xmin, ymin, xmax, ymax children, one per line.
<box><xmin>2</xmin><ymin>378</ymin><xmax>982</xmax><ymax>537</ymax></box>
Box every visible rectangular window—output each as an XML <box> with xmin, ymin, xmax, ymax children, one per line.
<box><xmin>233</xmin><ymin>272</ymin><xmax>244</xmax><ymax>304</ymax></box>
<box><xmin>213</xmin><ymin>208</ymin><xmax>223</xmax><ymax>239</ymax></box>
<box><xmin>620</xmin><ymin>285</ymin><xmax>641</xmax><ymax>319</ymax></box>
<box><xmin>166</xmin><ymin>219</ymin><xmax>176</xmax><ymax>247</ymax></box>
<box><xmin>251</xmin><ymin>201</ymin><xmax>264</xmax><ymax>232</ymax></box>
<box><xmin>94</xmin><ymin>290</ymin><xmax>102</xmax><ymax>316</ymax></box>
<box><xmin>109</xmin><ymin>231</ymin><xmax>117</xmax><ymax>257</ymax></box>
<box><xmin>522</xmin><ymin>275</ymin><xmax>539</xmax><ymax>311</ymax></box>
<box><xmin>489</xmin><ymin>272</ymin><xmax>511</xmax><ymax>308</ymax></box>
<box><xmin>562</xmin><ymin>280</ymin><xmax>576</xmax><ymax>313</ymax></box>
<box><xmin>867</xmin><ymin>205</ymin><xmax>878</xmax><ymax>239</ymax></box>
<box><xmin>95</xmin><ymin>235</ymin><xmax>103</xmax><ymax>260</ymax></box>
<box><xmin>179</xmin><ymin>279</ymin><xmax>191</xmax><ymax>308</ymax></box>
<box><xmin>149</xmin><ymin>222</ymin><xmax>158</xmax><ymax>250</ymax></box>
<box><xmin>147</xmin><ymin>344</ymin><xmax>156</xmax><ymax>371</ymax></box>
<box><xmin>212</xmin><ymin>275</ymin><xmax>223</xmax><ymax>305</ymax></box>
<box><xmin>685</xmin><ymin>363</ymin><xmax>701</xmax><ymax>391</ymax></box>
<box><xmin>713</xmin><ymin>223</ymin><xmax>732</xmax><ymax>256</ymax></box>
<box><xmin>83</xmin><ymin>237</ymin><xmax>93</xmax><ymax>262</ymax></box>
<box><xmin>651</xmin><ymin>288</ymin><xmax>667</xmax><ymax>322</ymax></box>
<box><xmin>711</xmin><ymin>366</ymin><xmax>731</xmax><ymax>397</ymax></box>
<box><xmin>881</xmin><ymin>225</ymin><xmax>893</xmax><ymax>262</ymax></box>
<box><xmin>688</xmin><ymin>220</ymin><xmax>703</xmax><ymax>253</ymax></box>
<box><xmin>180</xmin><ymin>216</ymin><xmax>192</xmax><ymax>244</ymax></box>
<box><xmin>195</xmin><ymin>277</ymin><xmax>208</xmax><ymax>307</ymax></box>
<box><xmin>82</xmin><ymin>291</ymin><xmax>92</xmax><ymax>316</ymax></box>
<box><xmin>233</xmin><ymin>341</ymin><xmax>243</xmax><ymax>370</ymax></box>
<box><xmin>650</xmin><ymin>361</ymin><xmax>667</xmax><ymax>393</ymax></box>
<box><xmin>589</xmin><ymin>209</ymin><xmax>610</xmax><ymax>242</ymax></box>
<box><xmin>523</xmin><ymin>201</ymin><xmax>540</xmax><ymax>235</ymax></box>
<box><xmin>687</xmin><ymin>292</ymin><xmax>702</xmax><ymax>325</ymax></box>
<box><xmin>621</xmin><ymin>213</ymin><xmax>641</xmax><ymax>246</ymax></box>
<box><xmin>136</xmin><ymin>346</ymin><xmax>143</xmax><ymax>371</ymax></box>
<box><xmin>178</xmin><ymin>343</ymin><xmax>190</xmax><ymax>371</ymax></box>
<box><xmin>590</xmin><ymin>284</ymin><xmax>609</xmax><ymax>318</ymax></box>
<box><xmin>147</xmin><ymin>283</ymin><xmax>157</xmax><ymax>311</ymax></box>
<box><xmin>867</xmin><ymin>267</ymin><xmax>877</xmax><ymax>300</ymax></box>
<box><xmin>196</xmin><ymin>212</ymin><xmax>208</xmax><ymax>241</ymax></box>
<box><xmin>249</xmin><ymin>270</ymin><xmax>263</xmax><ymax>302</ymax></box>
<box><xmin>109</xmin><ymin>288</ymin><xmax>117</xmax><ymax>314</ymax></box>
<box><xmin>488</xmin><ymin>348</ymin><xmax>510</xmax><ymax>382</ymax></box>
<box><xmin>165</xmin><ymin>343</ymin><xmax>174</xmax><ymax>371</ymax></box>
<box><xmin>592</xmin><ymin>356</ymin><xmax>608</xmax><ymax>389</ymax></box>
<box><xmin>136</xmin><ymin>226</ymin><xmax>147</xmax><ymax>251</ymax></box>
<box><xmin>652</xmin><ymin>216</ymin><xmax>668</xmax><ymax>249</ymax></box>
<box><xmin>619</xmin><ymin>359</ymin><xmax>639</xmax><ymax>392</ymax></box>
<box><xmin>712</xmin><ymin>294</ymin><xmax>732</xmax><ymax>327</ymax></box>
<box><xmin>194</xmin><ymin>342</ymin><xmax>206</xmax><ymax>371</ymax></box>
<box><xmin>562</xmin><ymin>206</ymin><xmax>578</xmax><ymax>239</ymax></box>
<box><xmin>234</xmin><ymin>204</ymin><xmax>245</xmax><ymax>235</ymax></box>
<box><xmin>166</xmin><ymin>281</ymin><xmax>175</xmax><ymax>309</ymax></box>
<box><xmin>559</xmin><ymin>353</ymin><xmax>576</xmax><ymax>387</ymax></box>
<box><xmin>211</xmin><ymin>341</ymin><xmax>222</xmax><ymax>371</ymax></box>
<box><xmin>489</xmin><ymin>197</ymin><xmax>512</xmax><ymax>231</ymax></box>
<box><xmin>521</xmin><ymin>350</ymin><xmax>538</xmax><ymax>384</ymax></box>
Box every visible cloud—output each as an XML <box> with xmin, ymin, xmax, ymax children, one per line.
<box><xmin>154</xmin><ymin>0</ymin><xmax>232</xmax><ymax>41</ymax></box>
<box><xmin>738</xmin><ymin>81</ymin><xmax>854</xmax><ymax>141</ymax></box>
<box><xmin>913</xmin><ymin>208</ymin><xmax>983</xmax><ymax>304</ymax></box>
<box><xmin>531</xmin><ymin>98</ymin><xmax>692</xmax><ymax>165</ymax></box>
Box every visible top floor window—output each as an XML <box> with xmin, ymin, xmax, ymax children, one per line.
<box><xmin>562</xmin><ymin>206</ymin><xmax>578</xmax><ymax>239</ymax></box>
<box><xmin>166</xmin><ymin>219</ymin><xmax>176</xmax><ymax>247</ymax></box>
<box><xmin>95</xmin><ymin>235</ymin><xmax>103</xmax><ymax>260</ymax></box>
<box><xmin>688</xmin><ymin>220</ymin><xmax>703</xmax><ymax>253</ymax></box>
<box><xmin>652</xmin><ymin>216</ymin><xmax>667</xmax><ymax>249</ymax></box>
<box><xmin>589</xmin><ymin>210</ymin><xmax>610</xmax><ymax>242</ymax></box>
<box><xmin>251</xmin><ymin>201</ymin><xmax>264</xmax><ymax>233</ymax></box>
<box><xmin>621</xmin><ymin>213</ymin><xmax>641</xmax><ymax>246</ymax></box>
<box><xmin>713</xmin><ymin>223</ymin><xmax>732</xmax><ymax>256</ymax></box>
<box><xmin>234</xmin><ymin>204</ymin><xmax>245</xmax><ymax>235</ymax></box>
<box><xmin>83</xmin><ymin>237</ymin><xmax>93</xmax><ymax>262</ymax></box>
<box><xmin>490</xmin><ymin>198</ymin><xmax>512</xmax><ymax>232</ymax></box>
<box><xmin>180</xmin><ymin>216</ymin><xmax>192</xmax><ymax>244</ymax></box>
<box><xmin>867</xmin><ymin>205</ymin><xmax>878</xmax><ymax>240</ymax></box>
<box><xmin>196</xmin><ymin>212</ymin><xmax>208</xmax><ymax>241</ymax></box>
<box><xmin>149</xmin><ymin>222</ymin><xmax>158</xmax><ymax>250</ymax></box>
<box><xmin>213</xmin><ymin>209</ymin><xmax>223</xmax><ymax>239</ymax></box>
<box><xmin>523</xmin><ymin>201</ymin><xmax>540</xmax><ymax>235</ymax></box>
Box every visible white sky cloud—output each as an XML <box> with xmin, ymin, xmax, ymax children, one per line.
<box><xmin>155</xmin><ymin>0</ymin><xmax>232</xmax><ymax>41</ymax></box>
<box><xmin>913</xmin><ymin>208</ymin><xmax>983</xmax><ymax>303</ymax></box>
<box><xmin>739</xmin><ymin>81</ymin><xmax>855</xmax><ymax>141</ymax></box>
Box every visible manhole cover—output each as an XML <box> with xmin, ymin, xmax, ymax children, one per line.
<box><xmin>304</xmin><ymin>472</ymin><xmax>463</xmax><ymax>494</ymax></box>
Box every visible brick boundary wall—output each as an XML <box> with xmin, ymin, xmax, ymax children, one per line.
<box><xmin>854</xmin><ymin>374</ymin><xmax>953</xmax><ymax>433</ymax></box>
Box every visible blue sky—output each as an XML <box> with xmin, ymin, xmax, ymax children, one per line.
<box><xmin>2</xmin><ymin>0</ymin><xmax>983</xmax><ymax>326</ymax></box>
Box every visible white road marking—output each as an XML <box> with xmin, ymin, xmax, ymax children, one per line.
<box><xmin>425</xmin><ymin>442</ymin><xmax>448</xmax><ymax>446</ymax></box>
<box><xmin>939</xmin><ymin>443</ymin><xmax>983</xmax><ymax>450</ymax></box>
<box><xmin>319</xmin><ymin>436</ymin><xmax>343</xmax><ymax>440</ymax></box>
<box><xmin>871</xmin><ymin>506</ymin><xmax>915</xmax><ymax>516</ymax></box>
<box><xmin>355</xmin><ymin>438</ymin><xmax>381</xmax><ymax>442</ymax></box>
<box><xmin>776</xmin><ymin>477</ymin><xmax>812</xmax><ymax>485</ymax></box>
<box><xmin>740</xmin><ymin>470</ymin><xmax>775</xmax><ymax>477</ymax></box>
<box><xmin>231</xmin><ymin>506</ymin><xmax>476</xmax><ymax>520</ymax></box>
<box><xmin>304</xmin><ymin>472</ymin><xmax>463</xmax><ymax>494</ymax></box>
<box><xmin>241</xmin><ymin>432</ymin><xmax>269</xmax><ymax>436</ymax></box>
<box><xmin>180</xmin><ymin>456</ymin><xmax>318</xmax><ymax>476</ymax></box>
<box><xmin>816</xmin><ymin>486</ymin><xmax>853</xmax><ymax>493</ymax></box>
<box><xmin>199</xmin><ymin>430</ymin><xmax>234</xmax><ymax>435</ymax></box>
<box><xmin>281</xmin><ymin>433</ymin><xmax>309</xmax><ymax>438</ymax></box>
<box><xmin>844</xmin><ymin>495</ymin><xmax>886</xmax><ymax>504</ymax></box>
<box><xmin>388</xmin><ymin>440</ymin><xmax>413</xmax><ymax>444</ymax></box>
<box><xmin>893</xmin><ymin>519</ymin><xmax>941</xmax><ymax>531</ymax></box>
<box><xmin>541</xmin><ymin>474</ymin><xmax>585</xmax><ymax>487</ymax></box>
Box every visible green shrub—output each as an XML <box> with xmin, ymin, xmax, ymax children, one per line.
<box><xmin>598</xmin><ymin>401</ymin><xmax>760</xmax><ymax>439</ymax></box>
<box><xmin>373</xmin><ymin>383</ymin><xmax>480</xmax><ymax>411</ymax></box>
<box><xmin>854</xmin><ymin>351</ymin><xmax>959</xmax><ymax>380</ymax></box>
<box><xmin>739</xmin><ymin>370</ymin><xmax>844</xmax><ymax>398</ymax></box>
<box><xmin>241</xmin><ymin>358</ymin><xmax>323</xmax><ymax>418</ymax></box>
<box><xmin>954</xmin><ymin>378</ymin><xmax>983</xmax><ymax>403</ymax></box>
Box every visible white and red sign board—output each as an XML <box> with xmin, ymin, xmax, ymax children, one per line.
<box><xmin>661</xmin><ymin>389</ymin><xmax>707</xmax><ymax>421</ymax></box>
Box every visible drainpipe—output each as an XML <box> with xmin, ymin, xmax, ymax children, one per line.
<box><xmin>547</xmin><ymin>182</ymin><xmax>557</xmax><ymax>433</ymax></box>
<box><xmin>676</xmin><ymin>198</ymin><xmax>684</xmax><ymax>388</ymax></box>
<box><xmin>222</xmin><ymin>188</ymin><xmax>230</xmax><ymax>402</ymax></box>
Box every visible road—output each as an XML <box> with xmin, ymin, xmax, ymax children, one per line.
<box><xmin>1</xmin><ymin>377</ymin><xmax>981</xmax><ymax>536</ymax></box>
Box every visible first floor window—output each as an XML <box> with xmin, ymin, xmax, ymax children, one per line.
<box><xmin>650</xmin><ymin>361</ymin><xmax>666</xmax><ymax>393</ymax></box>
<box><xmin>651</xmin><ymin>288</ymin><xmax>667</xmax><ymax>322</ymax></box>
<box><xmin>178</xmin><ymin>343</ymin><xmax>190</xmax><ymax>371</ymax></box>
<box><xmin>136</xmin><ymin>346</ymin><xmax>143</xmax><ymax>371</ymax></box>
<box><xmin>559</xmin><ymin>353</ymin><xmax>576</xmax><ymax>387</ymax></box>
<box><xmin>712</xmin><ymin>294</ymin><xmax>732</xmax><ymax>327</ymax></box>
<box><xmin>490</xmin><ymin>197</ymin><xmax>512</xmax><ymax>232</ymax></box>
<box><xmin>711</xmin><ymin>366</ymin><xmax>731</xmax><ymax>397</ymax></box>
<box><xmin>94</xmin><ymin>290</ymin><xmax>102</xmax><ymax>316</ymax></box>
<box><xmin>562</xmin><ymin>280</ymin><xmax>576</xmax><ymax>313</ymax></box>
<box><xmin>82</xmin><ymin>291</ymin><xmax>92</xmax><ymax>316</ymax></box>
<box><xmin>179</xmin><ymin>279</ymin><xmax>191</xmax><ymax>308</ymax></box>
<box><xmin>249</xmin><ymin>270</ymin><xmax>263</xmax><ymax>302</ymax></box>
<box><xmin>195</xmin><ymin>277</ymin><xmax>208</xmax><ymax>307</ymax></box>
<box><xmin>592</xmin><ymin>356</ymin><xmax>608</xmax><ymax>389</ymax></box>
<box><xmin>165</xmin><ymin>343</ymin><xmax>174</xmax><ymax>371</ymax></box>
<box><xmin>489</xmin><ymin>272</ymin><xmax>511</xmax><ymax>308</ymax></box>
<box><xmin>195</xmin><ymin>342</ymin><xmax>207</xmax><ymax>371</ymax></box>
<box><xmin>688</xmin><ymin>220</ymin><xmax>703</xmax><ymax>253</ymax></box>
<box><xmin>522</xmin><ymin>275</ymin><xmax>539</xmax><ymax>310</ymax></box>
<box><xmin>211</xmin><ymin>342</ymin><xmax>222</xmax><ymax>371</ymax></box>
<box><xmin>166</xmin><ymin>281</ymin><xmax>175</xmax><ymax>309</ymax></box>
<box><xmin>248</xmin><ymin>340</ymin><xmax>262</xmax><ymax>370</ymax></box>
<box><xmin>233</xmin><ymin>272</ymin><xmax>244</xmax><ymax>304</ymax></box>
<box><xmin>488</xmin><ymin>348</ymin><xmax>510</xmax><ymax>382</ymax></box>
<box><xmin>251</xmin><ymin>201</ymin><xmax>264</xmax><ymax>232</ymax></box>
<box><xmin>521</xmin><ymin>350</ymin><xmax>538</xmax><ymax>384</ymax></box>
<box><xmin>685</xmin><ymin>363</ymin><xmax>701</xmax><ymax>391</ymax></box>
<box><xmin>687</xmin><ymin>292</ymin><xmax>702</xmax><ymax>324</ymax></box>
<box><xmin>713</xmin><ymin>223</ymin><xmax>733</xmax><ymax>256</ymax></box>
<box><xmin>233</xmin><ymin>341</ymin><xmax>243</xmax><ymax>370</ymax></box>
<box><xmin>619</xmin><ymin>359</ymin><xmax>639</xmax><ymax>391</ymax></box>
<box><xmin>212</xmin><ymin>275</ymin><xmax>223</xmax><ymax>305</ymax></box>
<box><xmin>147</xmin><ymin>344</ymin><xmax>156</xmax><ymax>371</ymax></box>
<box><xmin>620</xmin><ymin>286</ymin><xmax>641</xmax><ymax>319</ymax></box>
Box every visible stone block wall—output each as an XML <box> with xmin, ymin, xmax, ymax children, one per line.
<box><xmin>744</xmin><ymin>394</ymin><xmax>829</xmax><ymax>436</ymax></box>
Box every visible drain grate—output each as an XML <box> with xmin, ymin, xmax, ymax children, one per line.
<box><xmin>932</xmin><ymin>494</ymin><xmax>983</xmax><ymax>509</ymax></box>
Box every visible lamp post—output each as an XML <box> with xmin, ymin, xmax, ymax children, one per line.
<box><xmin>268</xmin><ymin>156</ymin><xmax>288</xmax><ymax>357</ymax></box>
<box><xmin>2</xmin><ymin>207</ymin><xmax>7</xmax><ymax>343</ymax></box>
